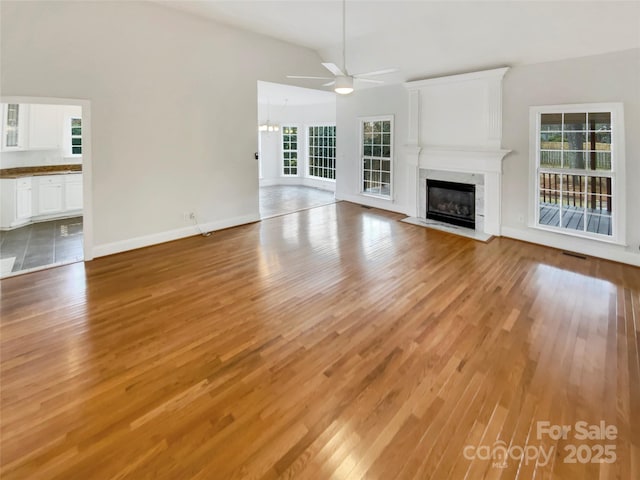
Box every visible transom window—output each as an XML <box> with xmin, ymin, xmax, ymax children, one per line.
<box><xmin>71</xmin><ymin>118</ymin><xmax>82</xmax><ymax>155</ymax></box>
<box><xmin>308</xmin><ymin>125</ymin><xmax>336</xmax><ymax>180</ymax></box>
<box><xmin>282</xmin><ymin>126</ymin><xmax>298</xmax><ymax>176</ymax></box>
<box><xmin>361</xmin><ymin>116</ymin><xmax>393</xmax><ymax>198</ymax></box>
<box><xmin>532</xmin><ymin>104</ymin><xmax>625</xmax><ymax>242</ymax></box>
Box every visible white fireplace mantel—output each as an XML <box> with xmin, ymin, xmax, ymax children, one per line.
<box><xmin>402</xmin><ymin>67</ymin><xmax>511</xmax><ymax>236</ymax></box>
<box><xmin>419</xmin><ymin>146</ymin><xmax>511</xmax><ymax>174</ymax></box>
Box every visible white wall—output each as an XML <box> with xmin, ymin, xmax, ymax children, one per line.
<box><xmin>258</xmin><ymin>102</ymin><xmax>336</xmax><ymax>190</ymax></box>
<box><xmin>335</xmin><ymin>84</ymin><xmax>410</xmax><ymax>213</ymax></box>
<box><xmin>336</xmin><ymin>50</ymin><xmax>639</xmax><ymax>265</ymax></box>
<box><xmin>0</xmin><ymin>0</ymin><xmax>325</xmax><ymax>255</ymax></box>
<box><xmin>502</xmin><ymin>49</ymin><xmax>640</xmax><ymax>265</ymax></box>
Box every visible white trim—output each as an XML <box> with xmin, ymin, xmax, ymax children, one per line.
<box><xmin>404</xmin><ymin>67</ymin><xmax>509</xmax><ymax>89</ymax></box>
<box><xmin>335</xmin><ymin>193</ymin><xmax>408</xmax><ymax>215</ymax></box>
<box><xmin>259</xmin><ymin>176</ymin><xmax>335</xmax><ymax>192</ymax></box>
<box><xmin>419</xmin><ymin>146</ymin><xmax>510</xmax><ymax>173</ymax></box>
<box><xmin>532</xmin><ymin>222</ymin><xmax>626</xmax><ymax>246</ymax></box>
<box><xmin>358</xmin><ymin>114</ymin><xmax>394</xmax><ymax>201</ymax></box>
<box><xmin>1</xmin><ymin>95</ymin><xmax>93</xmax><ymax>260</ymax></box>
<box><xmin>406</xmin><ymin>90</ymin><xmax>420</xmax><ymax>145</ymax></box>
<box><xmin>414</xmin><ymin>147</ymin><xmax>510</xmax><ymax>236</ymax></box>
<box><xmin>281</xmin><ymin>124</ymin><xmax>300</xmax><ymax>177</ymax></box>
<box><xmin>93</xmin><ymin>213</ymin><xmax>260</xmax><ymax>258</ymax></box>
<box><xmin>529</xmin><ymin>102</ymin><xmax>625</xmax><ymax>245</ymax></box>
<box><xmin>306</xmin><ymin>123</ymin><xmax>337</xmax><ymax>181</ymax></box>
<box><xmin>502</xmin><ymin>226</ymin><xmax>640</xmax><ymax>267</ymax></box>
<box><xmin>27</xmin><ymin>210</ymin><xmax>83</xmax><ymax>225</ymax></box>
<box><xmin>67</xmin><ymin>116</ymin><xmax>83</xmax><ymax>158</ymax></box>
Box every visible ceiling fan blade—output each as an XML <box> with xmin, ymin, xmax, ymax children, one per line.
<box><xmin>321</xmin><ymin>62</ymin><xmax>345</xmax><ymax>76</ymax></box>
<box><xmin>355</xmin><ymin>78</ymin><xmax>385</xmax><ymax>84</ymax></box>
<box><xmin>322</xmin><ymin>81</ymin><xmax>336</xmax><ymax>87</ymax></box>
<box><xmin>353</xmin><ymin>68</ymin><xmax>398</xmax><ymax>77</ymax></box>
<box><xmin>286</xmin><ymin>75</ymin><xmax>333</xmax><ymax>80</ymax></box>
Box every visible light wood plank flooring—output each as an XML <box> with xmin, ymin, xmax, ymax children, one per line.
<box><xmin>259</xmin><ymin>185</ymin><xmax>335</xmax><ymax>219</ymax></box>
<box><xmin>1</xmin><ymin>201</ymin><xmax>638</xmax><ymax>479</ymax></box>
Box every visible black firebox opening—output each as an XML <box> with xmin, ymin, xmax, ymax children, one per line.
<box><xmin>426</xmin><ymin>179</ymin><xmax>476</xmax><ymax>229</ymax></box>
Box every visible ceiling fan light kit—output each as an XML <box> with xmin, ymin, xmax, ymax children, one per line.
<box><xmin>285</xmin><ymin>0</ymin><xmax>397</xmax><ymax>95</ymax></box>
<box><xmin>334</xmin><ymin>75</ymin><xmax>354</xmax><ymax>95</ymax></box>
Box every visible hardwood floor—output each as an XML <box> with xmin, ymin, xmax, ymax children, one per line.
<box><xmin>259</xmin><ymin>185</ymin><xmax>336</xmax><ymax>219</ymax></box>
<box><xmin>1</xmin><ymin>201</ymin><xmax>638</xmax><ymax>479</ymax></box>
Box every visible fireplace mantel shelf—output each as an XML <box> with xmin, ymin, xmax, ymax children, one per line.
<box><xmin>412</xmin><ymin>145</ymin><xmax>512</xmax><ymax>174</ymax></box>
<box><xmin>421</xmin><ymin>145</ymin><xmax>511</xmax><ymax>156</ymax></box>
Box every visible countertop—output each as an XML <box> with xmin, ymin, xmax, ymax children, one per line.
<box><xmin>0</xmin><ymin>165</ymin><xmax>82</xmax><ymax>179</ymax></box>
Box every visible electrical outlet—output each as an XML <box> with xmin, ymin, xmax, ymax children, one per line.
<box><xmin>189</xmin><ymin>212</ymin><xmax>195</xmax><ymax>220</ymax></box>
<box><xmin>182</xmin><ymin>212</ymin><xmax>190</xmax><ymax>222</ymax></box>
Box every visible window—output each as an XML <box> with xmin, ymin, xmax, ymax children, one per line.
<box><xmin>70</xmin><ymin>117</ymin><xmax>82</xmax><ymax>155</ymax></box>
<box><xmin>282</xmin><ymin>126</ymin><xmax>298</xmax><ymax>176</ymax></box>
<box><xmin>4</xmin><ymin>104</ymin><xmax>20</xmax><ymax>148</ymax></box>
<box><xmin>361</xmin><ymin>116</ymin><xmax>393</xmax><ymax>198</ymax></box>
<box><xmin>532</xmin><ymin>104</ymin><xmax>625</xmax><ymax>242</ymax></box>
<box><xmin>308</xmin><ymin>125</ymin><xmax>336</xmax><ymax>180</ymax></box>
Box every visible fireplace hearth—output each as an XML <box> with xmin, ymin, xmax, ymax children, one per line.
<box><xmin>426</xmin><ymin>179</ymin><xmax>476</xmax><ymax>229</ymax></box>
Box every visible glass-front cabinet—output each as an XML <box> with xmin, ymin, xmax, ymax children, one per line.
<box><xmin>1</xmin><ymin>104</ymin><xmax>25</xmax><ymax>151</ymax></box>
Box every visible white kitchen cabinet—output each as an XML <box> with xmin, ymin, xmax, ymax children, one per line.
<box><xmin>0</xmin><ymin>173</ymin><xmax>83</xmax><ymax>230</ymax></box>
<box><xmin>1</xmin><ymin>104</ymin><xmax>82</xmax><ymax>152</ymax></box>
<box><xmin>1</xmin><ymin>103</ymin><xmax>27</xmax><ymax>151</ymax></box>
<box><xmin>16</xmin><ymin>177</ymin><xmax>32</xmax><ymax>219</ymax></box>
<box><xmin>38</xmin><ymin>175</ymin><xmax>64</xmax><ymax>214</ymax></box>
<box><xmin>0</xmin><ymin>179</ymin><xmax>17</xmax><ymax>228</ymax></box>
<box><xmin>0</xmin><ymin>178</ymin><xmax>33</xmax><ymax>229</ymax></box>
<box><xmin>28</xmin><ymin>104</ymin><xmax>62</xmax><ymax>149</ymax></box>
<box><xmin>64</xmin><ymin>174</ymin><xmax>83</xmax><ymax>211</ymax></box>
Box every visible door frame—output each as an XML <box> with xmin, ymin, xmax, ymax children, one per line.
<box><xmin>1</xmin><ymin>96</ymin><xmax>94</xmax><ymax>260</ymax></box>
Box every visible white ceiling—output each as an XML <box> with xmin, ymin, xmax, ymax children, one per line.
<box><xmin>158</xmin><ymin>0</ymin><xmax>640</xmax><ymax>87</ymax></box>
<box><xmin>258</xmin><ymin>80</ymin><xmax>335</xmax><ymax>105</ymax></box>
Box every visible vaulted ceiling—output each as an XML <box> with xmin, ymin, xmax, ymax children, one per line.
<box><xmin>158</xmin><ymin>0</ymin><xmax>640</xmax><ymax>87</ymax></box>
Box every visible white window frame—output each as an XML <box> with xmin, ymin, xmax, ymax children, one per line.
<box><xmin>529</xmin><ymin>102</ymin><xmax>626</xmax><ymax>245</ymax></box>
<box><xmin>307</xmin><ymin>123</ymin><xmax>336</xmax><ymax>181</ymax></box>
<box><xmin>281</xmin><ymin>125</ymin><xmax>299</xmax><ymax>177</ymax></box>
<box><xmin>359</xmin><ymin>115</ymin><xmax>394</xmax><ymax>200</ymax></box>
<box><xmin>69</xmin><ymin>117</ymin><xmax>82</xmax><ymax>157</ymax></box>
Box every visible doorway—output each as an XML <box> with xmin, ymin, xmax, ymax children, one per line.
<box><xmin>0</xmin><ymin>97</ymin><xmax>92</xmax><ymax>278</ymax></box>
<box><xmin>257</xmin><ymin>81</ymin><xmax>337</xmax><ymax>219</ymax></box>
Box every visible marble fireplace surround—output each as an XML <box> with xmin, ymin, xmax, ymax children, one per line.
<box><xmin>420</xmin><ymin>167</ymin><xmax>485</xmax><ymax>233</ymax></box>
<box><xmin>403</xmin><ymin>68</ymin><xmax>511</xmax><ymax>237</ymax></box>
<box><xmin>409</xmin><ymin>146</ymin><xmax>510</xmax><ymax>236</ymax></box>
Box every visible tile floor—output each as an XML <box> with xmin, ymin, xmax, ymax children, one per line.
<box><xmin>259</xmin><ymin>185</ymin><xmax>336</xmax><ymax>219</ymax></box>
<box><xmin>0</xmin><ymin>217</ymin><xmax>83</xmax><ymax>276</ymax></box>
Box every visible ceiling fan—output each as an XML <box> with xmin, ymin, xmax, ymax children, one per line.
<box><xmin>287</xmin><ymin>0</ymin><xmax>397</xmax><ymax>95</ymax></box>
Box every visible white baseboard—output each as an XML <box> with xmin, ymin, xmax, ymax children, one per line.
<box><xmin>31</xmin><ymin>210</ymin><xmax>83</xmax><ymax>223</ymax></box>
<box><xmin>302</xmin><ymin>177</ymin><xmax>336</xmax><ymax>192</ymax></box>
<box><xmin>92</xmin><ymin>213</ymin><xmax>260</xmax><ymax>258</ymax></box>
<box><xmin>501</xmin><ymin>226</ymin><xmax>640</xmax><ymax>267</ymax></box>
<box><xmin>259</xmin><ymin>177</ymin><xmax>336</xmax><ymax>192</ymax></box>
<box><xmin>0</xmin><ymin>218</ymin><xmax>30</xmax><ymax>231</ymax></box>
<box><xmin>0</xmin><ymin>210</ymin><xmax>83</xmax><ymax>231</ymax></box>
<box><xmin>335</xmin><ymin>193</ymin><xmax>410</xmax><ymax>215</ymax></box>
<box><xmin>259</xmin><ymin>177</ymin><xmax>293</xmax><ymax>187</ymax></box>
